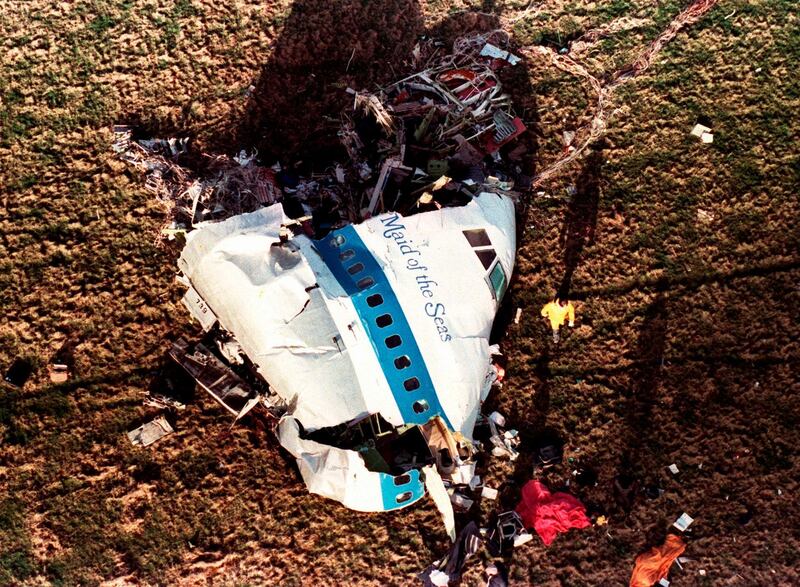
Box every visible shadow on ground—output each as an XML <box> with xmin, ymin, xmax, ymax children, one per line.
<box><xmin>558</xmin><ymin>148</ymin><xmax>603</xmax><ymax>299</ymax></box>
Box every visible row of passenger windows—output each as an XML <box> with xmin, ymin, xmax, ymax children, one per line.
<box><xmin>331</xmin><ymin>234</ymin><xmax>430</xmax><ymax>415</ymax></box>
<box><xmin>331</xmin><ymin>236</ymin><xmax>376</xmax><ymax>291</ymax></box>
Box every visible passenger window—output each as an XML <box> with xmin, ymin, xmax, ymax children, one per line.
<box><xmin>476</xmin><ymin>249</ymin><xmax>496</xmax><ymax>269</ymax></box>
<box><xmin>463</xmin><ymin>229</ymin><xmax>491</xmax><ymax>248</ymax></box>
<box><xmin>366</xmin><ymin>293</ymin><xmax>383</xmax><ymax>307</ymax></box>
<box><xmin>339</xmin><ymin>249</ymin><xmax>355</xmax><ymax>261</ymax></box>
<box><xmin>404</xmin><ymin>377</ymin><xmax>420</xmax><ymax>391</ymax></box>
<box><xmin>385</xmin><ymin>335</ymin><xmax>402</xmax><ymax>349</ymax></box>
<box><xmin>412</xmin><ymin>400</ymin><xmax>430</xmax><ymax>414</ymax></box>
<box><xmin>347</xmin><ymin>262</ymin><xmax>364</xmax><ymax>275</ymax></box>
<box><xmin>393</xmin><ymin>474</ymin><xmax>411</xmax><ymax>485</ymax></box>
<box><xmin>394</xmin><ymin>355</ymin><xmax>411</xmax><ymax>369</ymax></box>
<box><xmin>376</xmin><ymin>314</ymin><xmax>393</xmax><ymax>328</ymax></box>
<box><xmin>357</xmin><ymin>276</ymin><xmax>375</xmax><ymax>290</ymax></box>
<box><xmin>487</xmin><ymin>261</ymin><xmax>508</xmax><ymax>300</ymax></box>
<box><xmin>396</xmin><ymin>491</ymin><xmax>413</xmax><ymax>504</ymax></box>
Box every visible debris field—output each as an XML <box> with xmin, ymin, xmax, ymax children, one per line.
<box><xmin>1</xmin><ymin>0</ymin><xmax>798</xmax><ymax>585</ymax></box>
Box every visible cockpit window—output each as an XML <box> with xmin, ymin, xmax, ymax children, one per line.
<box><xmin>487</xmin><ymin>261</ymin><xmax>507</xmax><ymax>301</ymax></box>
<box><xmin>475</xmin><ymin>249</ymin><xmax>497</xmax><ymax>270</ymax></box>
<box><xmin>462</xmin><ymin>229</ymin><xmax>491</xmax><ymax>248</ymax></box>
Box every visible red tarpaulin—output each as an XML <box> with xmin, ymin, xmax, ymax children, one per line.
<box><xmin>629</xmin><ymin>534</ymin><xmax>686</xmax><ymax>587</ymax></box>
<box><xmin>515</xmin><ymin>480</ymin><xmax>591</xmax><ymax>545</ymax></box>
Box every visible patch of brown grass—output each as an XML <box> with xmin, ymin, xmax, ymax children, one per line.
<box><xmin>1</xmin><ymin>0</ymin><xmax>798</xmax><ymax>585</ymax></box>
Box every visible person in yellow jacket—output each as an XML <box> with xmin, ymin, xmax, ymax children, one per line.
<box><xmin>540</xmin><ymin>297</ymin><xmax>575</xmax><ymax>342</ymax></box>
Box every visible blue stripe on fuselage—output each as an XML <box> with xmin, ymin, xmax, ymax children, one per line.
<box><xmin>314</xmin><ymin>224</ymin><xmax>452</xmax><ymax>429</ymax></box>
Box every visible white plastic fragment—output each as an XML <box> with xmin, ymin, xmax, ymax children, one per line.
<box><xmin>514</xmin><ymin>307</ymin><xmax>522</xmax><ymax>324</ymax></box>
<box><xmin>451</xmin><ymin>463</ymin><xmax>476</xmax><ymax>485</ymax></box>
<box><xmin>429</xmin><ymin>569</ymin><xmax>450</xmax><ymax>586</ymax></box>
<box><xmin>690</xmin><ymin>123</ymin><xmax>711</xmax><ymax>137</ymax></box>
<box><xmin>513</xmin><ymin>532</ymin><xmax>533</xmax><ymax>547</ymax></box>
<box><xmin>699</xmin><ymin>569</ymin><xmax>707</xmax><ymax>576</ymax></box>
<box><xmin>668</xmin><ymin>463</ymin><xmax>680</xmax><ymax>475</ymax></box>
<box><xmin>673</xmin><ymin>512</ymin><xmax>694</xmax><ymax>532</ymax></box>
<box><xmin>479</xmin><ymin>43</ymin><xmax>521</xmax><ymax>66</ymax></box>
<box><xmin>481</xmin><ymin>486</ymin><xmax>499</xmax><ymax>500</ymax></box>
<box><xmin>658</xmin><ymin>579</ymin><xmax>670</xmax><ymax>587</ymax></box>
<box><xmin>701</xmin><ymin>132</ymin><xmax>714</xmax><ymax>143</ymax></box>
<box><xmin>488</xmin><ymin>411</ymin><xmax>506</xmax><ymax>427</ymax></box>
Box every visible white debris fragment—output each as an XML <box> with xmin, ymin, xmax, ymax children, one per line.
<box><xmin>658</xmin><ymin>579</ymin><xmax>670</xmax><ymax>587</ymax></box>
<box><xmin>233</xmin><ymin>149</ymin><xmax>257</xmax><ymax>166</ymax></box>
<box><xmin>451</xmin><ymin>462</ymin><xmax>476</xmax><ymax>485</ymax></box>
<box><xmin>479</xmin><ymin>43</ymin><xmax>521</xmax><ymax>66</ymax></box>
<box><xmin>699</xmin><ymin>569</ymin><xmax>707</xmax><ymax>576</ymax></box>
<box><xmin>488</xmin><ymin>411</ymin><xmax>506</xmax><ymax>428</ymax></box>
<box><xmin>514</xmin><ymin>307</ymin><xmax>522</xmax><ymax>324</ymax></box>
<box><xmin>128</xmin><ymin>416</ymin><xmax>174</xmax><ymax>447</ymax></box>
<box><xmin>690</xmin><ymin>122</ymin><xmax>713</xmax><ymax>144</ymax></box>
<box><xmin>690</xmin><ymin>123</ymin><xmax>711</xmax><ymax>137</ymax></box>
<box><xmin>182</xmin><ymin>286</ymin><xmax>218</xmax><ymax>332</ymax></box>
<box><xmin>668</xmin><ymin>463</ymin><xmax>680</xmax><ymax>475</ymax></box>
<box><xmin>481</xmin><ymin>486</ymin><xmax>499</xmax><ymax>500</ymax></box>
<box><xmin>513</xmin><ymin>532</ymin><xmax>533</xmax><ymax>547</ymax></box>
<box><xmin>429</xmin><ymin>569</ymin><xmax>450</xmax><ymax>586</ymax></box>
<box><xmin>673</xmin><ymin>512</ymin><xmax>694</xmax><ymax>532</ymax></box>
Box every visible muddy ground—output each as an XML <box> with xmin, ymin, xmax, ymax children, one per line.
<box><xmin>1</xmin><ymin>0</ymin><xmax>798</xmax><ymax>585</ymax></box>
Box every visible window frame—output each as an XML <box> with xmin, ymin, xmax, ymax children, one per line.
<box><xmin>485</xmin><ymin>259</ymin><xmax>508</xmax><ymax>301</ymax></box>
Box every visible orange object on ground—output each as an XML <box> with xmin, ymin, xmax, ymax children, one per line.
<box><xmin>629</xmin><ymin>534</ymin><xmax>686</xmax><ymax>587</ymax></box>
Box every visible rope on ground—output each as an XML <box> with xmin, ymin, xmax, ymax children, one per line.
<box><xmin>519</xmin><ymin>0</ymin><xmax>719</xmax><ymax>188</ymax></box>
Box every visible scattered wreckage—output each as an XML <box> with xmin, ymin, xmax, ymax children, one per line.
<box><xmin>122</xmin><ymin>34</ymin><xmax>529</xmax><ymax>529</ymax></box>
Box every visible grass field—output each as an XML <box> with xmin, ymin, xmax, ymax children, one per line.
<box><xmin>1</xmin><ymin>0</ymin><xmax>799</xmax><ymax>585</ymax></box>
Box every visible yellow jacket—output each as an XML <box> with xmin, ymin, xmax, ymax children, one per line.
<box><xmin>541</xmin><ymin>301</ymin><xmax>575</xmax><ymax>330</ymax></box>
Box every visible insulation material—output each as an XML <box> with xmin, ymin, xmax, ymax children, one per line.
<box><xmin>422</xmin><ymin>465</ymin><xmax>456</xmax><ymax>541</ymax></box>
